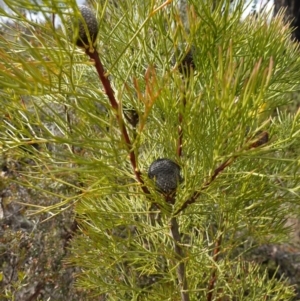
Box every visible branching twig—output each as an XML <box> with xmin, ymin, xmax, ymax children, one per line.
<box><xmin>175</xmin><ymin>131</ymin><xmax>269</xmax><ymax>215</ymax></box>
<box><xmin>170</xmin><ymin>217</ymin><xmax>190</xmax><ymax>301</ymax></box>
<box><xmin>86</xmin><ymin>49</ymin><xmax>150</xmax><ymax>194</ymax></box>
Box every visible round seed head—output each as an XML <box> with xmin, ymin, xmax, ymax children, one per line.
<box><xmin>67</xmin><ymin>5</ymin><xmax>99</xmax><ymax>48</ymax></box>
<box><xmin>178</xmin><ymin>49</ymin><xmax>195</xmax><ymax>74</ymax></box>
<box><xmin>173</xmin><ymin>47</ymin><xmax>195</xmax><ymax>75</ymax></box>
<box><xmin>148</xmin><ymin>158</ymin><xmax>183</xmax><ymax>194</ymax></box>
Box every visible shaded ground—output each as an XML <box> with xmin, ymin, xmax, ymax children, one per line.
<box><xmin>0</xmin><ymin>161</ymin><xmax>87</xmax><ymax>301</ymax></box>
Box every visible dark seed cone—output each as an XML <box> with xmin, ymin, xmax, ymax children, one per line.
<box><xmin>173</xmin><ymin>47</ymin><xmax>195</xmax><ymax>75</ymax></box>
<box><xmin>250</xmin><ymin>131</ymin><xmax>269</xmax><ymax>148</ymax></box>
<box><xmin>245</xmin><ymin>128</ymin><xmax>269</xmax><ymax>147</ymax></box>
<box><xmin>67</xmin><ymin>5</ymin><xmax>99</xmax><ymax>48</ymax></box>
<box><xmin>124</xmin><ymin>107</ymin><xmax>139</xmax><ymax>128</ymax></box>
<box><xmin>148</xmin><ymin>158</ymin><xmax>183</xmax><ymax>194</ymax></box>
<box><xmin>178</xmin><ymin>49</ymin><xmax>195</xmax><ymax>74</ymax></box>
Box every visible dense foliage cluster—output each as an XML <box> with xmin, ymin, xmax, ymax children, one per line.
<box><xmin>0</xmin><ymin>0</ymin><xmax>300</xmax><ymax>300</ymax></box>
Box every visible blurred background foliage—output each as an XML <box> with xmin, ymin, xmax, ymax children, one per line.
<box><xmin>0</xmin><ymin>0</ymin><xmax>300</xmax><ymax>300</ymax></box>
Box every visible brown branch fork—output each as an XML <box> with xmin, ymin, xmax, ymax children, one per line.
<box><xmin>87</xmin><ymin>46</ymin><xmax>268</xmax><ymax>301</ymax></box>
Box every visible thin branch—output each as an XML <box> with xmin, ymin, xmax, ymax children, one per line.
<box><xmin>25</xmin><ymin>282</ymin><xmax>44</xmax><ymax>301</ymax></box>
<box><xmin>86</xmin><ymin>49</ymin><xmax>150</xmax><ymax>194</ymax></box>
<box><xmin>150</xmin><ymin>0</ymin><xmax>173</xmax><ymax>16</ymax></box>
<box><xmin>207</xmin><ymin>230</ymin><xmax>223</xmax><ymax>301</ymax></box>
<box><xmin>177</xmin><ymin>96</ymin><xmax>186</xmax><ymax>157</ymax></box>
<box><xmin>176</xmin><ymin>48</ymin><xmax>194</xmax><ymax>158</ymax></box>
<box><xmin>170</xmin><ymin>217</ymin><xmax>190</xmax><ymax>301</ymax></box>
<box><xmin>64</xmin><ymin>104</ymin><xmax>75</xmax><ymax>154</ymax></box>
<box><xmin>175</xmin><ymin>131</ymin><xmax>269</xmax><ymax>214</ymax></box>
<box><xmin>52</xmin><ymin>13</ymin><xmax>55</xmax><ymax>28</ymax></box>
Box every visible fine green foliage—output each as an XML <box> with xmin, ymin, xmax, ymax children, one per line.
<box><xmin>1</xmin><ymin>0</ymin><xmax>300</xmax><ymax>300</ymax></box>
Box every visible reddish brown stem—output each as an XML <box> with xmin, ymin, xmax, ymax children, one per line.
<box><xmin>170</xmin><ymin>217</ymin><xmax>190</xmax><ymax>301</ymax></box>
<box><xmin>174</xmin><ymin>156</ymin><xmax>235</xmax><ymax>215</ymax></box>
<box><xmin>86</xmin><ymin>49</ymin><xmax>118</xmax><ymax>110</ymax></box>
<box><xmin>52</xmin><ymin>13</ymin><xmax>55</xmax><ymax>28</ymax></box>
<box><xmin>25</xmin><ymin>282</ymin><xmax>44</xmax><ymax>301</ymax></box>
<box><xmin>207</xmin><ymin>232</ymin><xmax>223</xmax><ymax>301</ymax></box>
<box><xmin>177</xmin><ymin>96</ymin><xmax>186</xmax><ymax>157</ymax></box>
<box><xmin>175</xmin><ymin>131</ymin><xmax>269</xmax><ymax>215</ymax></box>
<box><xmin>86</xmin><ymin>49</ymin><xmax>149</xmax><ymax>194</ymax></box>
